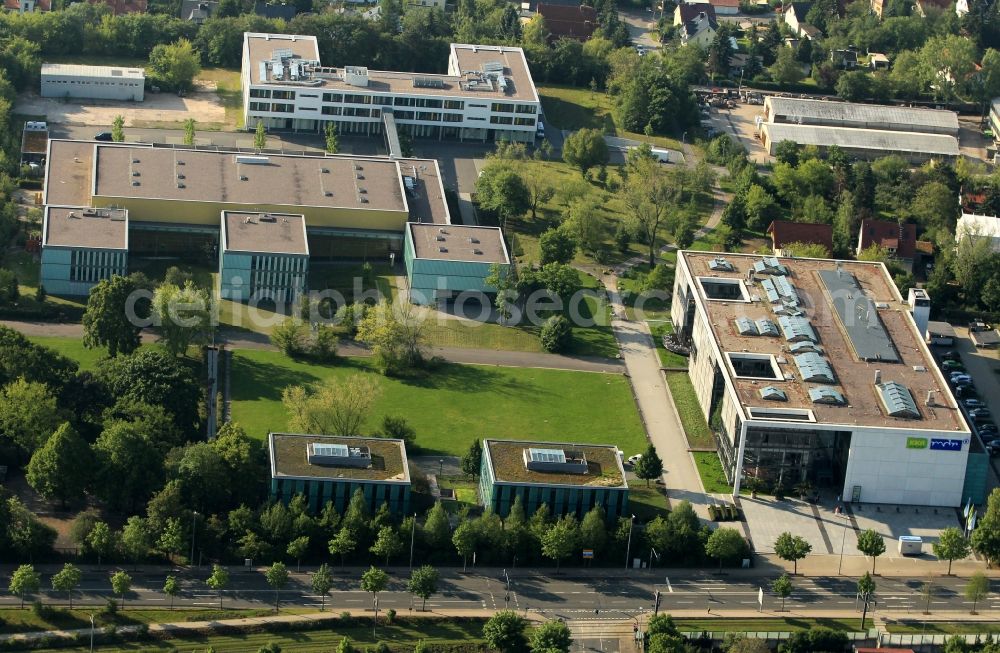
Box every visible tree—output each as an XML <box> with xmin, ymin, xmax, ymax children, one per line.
<box><xmin>476</xmin><ymin>164</ymin><xmax>531</xmax><ymax>231</ymax></box>
<box><xmin>112</xmin><ymin>114</ymin><xmax>125</xmax><ymax>142</ymax></box>
<box><xmin>371</xmin><ymin>526</ymin><xmax>404</xmax><ymax>566</ymax></box>
<box><xmin>271</xmin><ymin>318</ymin><xmax>308</xmax><ymax>357</ymax></box>
<box><xmin>622</xmin><ymin>159</ymin><xmax>676</xmax><ymax>268</ymax></box>
<box><xmin>562</xmin><ymin>200</ymin><xmax>603</xmax><ymax>255</ymax></box>
<box><xmin>727</xmin><ymin>638</ymin><xmax>770</xmax><ymax>653</ymax></box>
<box><xmin>83</xmin><ymin>275</ymin><xmax>142</xmax><ymax>357</ymax></box>
<box><xmin>540</xmin><ymin>315</ymin><xmax>572</xmax><ymax>353</ymax></box>
<box><xmin>119</xmin><ymin>516</ymin><xmax>152</xmax><ymax>569</ymax></box>
<box><xmin>51</xmin><ymin>563</ymin><xmax>82</xmax><ymax>609</ymax></box>
<box><xmin>461</xmin><ymin>439</ymin><xmax>483</xmax><ymax>478</ymax></box>
<box><xmin>485</xmin><ymin>263</ymin><xmax>516</xmax><ymax>325</ymax></box>
<box><xmin>8</xmin><ymin>564</ymin><xmax>40</xmax><ymax>609</ymax></box>
<box><xmin>93</xmin><ymin>421</ymin><xmax>164</xmax><ymax>512</ymax></box>
<box><xmin>282</xmin><ymin>374</ymin><xmax>382</xmax><ymax>436</ymax></box>
<box><xmin>773</xmin><ymin>532</ymin><xmax>812</xmax><ymax>575</ymax></box>
<box><xmin>111</xmin><ymin>571</ymin><xmax>132</xmax><ymax>610</ymax></box>
<box><xmin>539</xmin><ymin>228</ymin><xmax>577</xmax><ymax>265</ymax></box>
<box><xmin>856</xmin><ymin>529</ymin><xmax>886</xmax><ymax>574</ymax></box>
<box><xmin>152</xmin><ymin>282</ymin><xmax>214</xmax><ymax>357</ymax></box>
<box><xmin>771</xmin><ymin>573</ymin><xmax>792</xmax><ymax>611</ymax></box>
<box><xmin>579</xmin><ymin>506</ymin><xmax>608</xmax><ymax>559</ymax></box>
<box><xmin>408</xmin><ymin>565</ymin><xmax>440</xmax><ymax>611</ymax></box>
<box><xmin>206</xmin><ymin>564</ymin><xmax>229</xmax><ymax>608</ymax></box>
<box><xmin>287</xmin><ymin>535</ymin><xmax>309</xmax><ymax>572</ymax></box>
<box><xmin>932</xmin><ymin>527</ymin><xmax>971</xmax><ymax>576</ymax></box>
<box><xmin>744</xmin><ymin>184</ymin><xmax>778</xmax><ymax>232</ymax></box>
<box><xmin>453</xmin><ymin>520</ymin><xmax>479</xmax><ymax>571</ymax></box>
<box><xmin>26</xmin><ymin>421</ymin><xmax>91</xmax><ymax>505</ymax></box>
<box><xmin>325</xmin><ymin>122</ymin><xmax>340</xmax><ymax>154</ymax></box>
<box><xmin>360</xmin><ymin>565</ymin><xmax>389</xmax><ymax>614</ymax></box>
<box><xmin>312</xmin><ymin>563</ymin><xmax>333</xmax><ymax>611</ymax></box>
<box><xmin>183</xmin><ymin>118</ymin><xmax>196</xmax><ymax>146</ymax></box>
<box><xmin>254</xmin><ymin>122</ymin><xmax>267</xmax><ymax>150</ymax></box>
<box><xmin>87</xmin><ymin>521</ymin><xmax>115</xmax><ymax>567</ymax></box>
<box><xmin>356</xmin><ymin>301</ymin><xmax>426</xmax><ymax>375</ymax></box>
<box><xmin>329</xmin><ymin>526</ymin><xmax>357</xmax><ymax>568</ymax></box>
<box><xmin>265</xmin><ymin>562</ymin><xmax>290</xmax><ymax>611</ymax></box>
<box><xmin>633</xmin><ymin>444</ymin><xmax>664</xmax><ymax>487</ymax></box>
<box><xmin>562</xmin><ymin>128</ymin><xmax>609</xmax><ymax>176</ymax></box>
<box><xmin>857</xmin><ymin>572</ymin><xmax>876</xmax><ymax>629</ymax></box>
<box><xmin>424</xmin><ymin>503</ymin><xmax>452</xmax><ymax>551</ymax></box>
<box><xmin>163</xmin><ymin>575</ymin><xmax>180</xmax><ymax>609</ymax></box>
<box><xmin>530</xmin><ymin>619</ymin><xmax>572</xmax><ymax>653</ymax></box>
<box><xmin>835</xmin><ymin>70</ymin><xmax>873</xmax><ymax>102</ymax></box>
<box><xmin>965</xmin><ymin>572</ymin><xmax>988</xmax><ymax>614</ymax></box>
<box><xmin>919</xmin><ymin>34</ymin><xmax>976</xmax><ymax>101</ymax></box>
<box><xmin>0</xmin><ymin>378</ymin><xmax>63</xmax><ymax>454</ymax></box>
<box><xmin>781</xmin><ymin>241</ymin><xmax>830</xmax><ymax>258</ymax></box>
<box><xmin>380</xmin><ymin>415</ymin><xmax>414</xmax><ymax>443</ymax></box>
<box><xmin>148</xmin><ymin>38</ymin><xmax>202</xmax><ymax>92</ymax></box>
<box><xmin>97</xmin><ymin>349</ymin><xmax>201</xmax><ymax>435</ymax></box>
<box><xmin>541</xmin><ymin>516</ymin><xmax>579</xmax><ymax>571</ymax></box>
<box><xmin>483</xmin><ymin>610</ymin><xmax>528</xmax><ymax>653</ymax></box>
<box><xmin>972</xmin><ymin>488</ymin><xmax>1000</xmax><ymax>566</ymax></box>
<box><xmin>705</xmin><ymin>527</ymin><xmax>746</xmax><ymax>572</ymax></box>
<box><xmin>769</xmin><ymin>47</ymin><xmax>804</xmax><ymax>84</ymax></box>
<box><xmin>0</xmin><ymin>270</ymin><xmax>18</xmax><ymax>307</ymax></box>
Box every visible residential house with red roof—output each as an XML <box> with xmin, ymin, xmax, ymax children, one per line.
<box><xmin>536</xmin><ymin>3</ymin><xmax>597</xmax><ymax>41</ymax></box>
<box><xmin>857</xmin><ymin>219</ymin><xmax>917</xmax><ymax>270</ymax></box>
<box><xmin>767</xmin><ymin>220</ymin><xmax>834</xmax><ymax>256</ymax></box>
<box><xmin>88</xmin><ymin>0</ymin><xmax>147</xmax><ymax>14</ymax></box>
<box><xmin>3</xmin><ymin>0</ymin><xmax>49</xmax><ymax>12</ymax></box>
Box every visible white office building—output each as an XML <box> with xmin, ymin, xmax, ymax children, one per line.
<box><xmin>671</xmin><ymin>251</ymin><xmax>982</xmax><ymax>507</ymax></box>
<box><xmin>40</xmin><ymin>64</ymin><xmax>145</xmax><ymax>102</ymax></box>
<box><xmin>241</xmin><ymin>32</ymin><xmax>541</xmax><ymax>142</ymax></box>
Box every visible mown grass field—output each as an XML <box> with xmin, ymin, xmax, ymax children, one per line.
<box><xmin>229</xmin><ymin>349</ymin><xmax>646</xmax><ymax>456</ymax></box>
<box><xmin>664</xmin><ymin>372</ymin><xmax>714</xmax><ymax>449</ymax></box>
<box><xmin>674</xmin><ymin>617</ymin><xmax>864</xmax><ymax>632</ymax></box>
<box><xmin>693</xmin><ymin>451</ymin><xmax>730</xmax><ymax>494</ymax></box>
<box><xmin>0</xmin><ymin>608</ymin><xmax>284</xmax><ymax>636</ymax></box>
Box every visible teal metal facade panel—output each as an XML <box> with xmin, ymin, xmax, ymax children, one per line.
<box><xmin>407</xmin><ymin>257</ymin><xmax>511</xmax><ymax>305</ymax></box>
<box><xmin>962</xmin><ymin>452</ymin><xmax>989</xmax><ymax>505</ymax></box>
<box><xmin>40</xmin><ymin>246</ymin><xmax>127</xmax><ymax>296</ymax></box>
<box><xmin>270</xmin><ymin>477</ymin><xmax>410</xmax><ymax>515</ymax></box>
<box><xmin>219</xmin><ymin>251</ymin><xmax>308</xmax><ymax>303</ymax></box>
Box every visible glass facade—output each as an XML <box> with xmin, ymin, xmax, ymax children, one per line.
<box><xmin>271</xmin><ymin>477</ymin><xmax>411</xmax><ymax>515</ymax></box>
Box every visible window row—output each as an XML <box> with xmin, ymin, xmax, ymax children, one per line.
<box><xmin>45</xmin><ymin>79</ymin><xmax>141</xmax><ymax>87</ymax></box>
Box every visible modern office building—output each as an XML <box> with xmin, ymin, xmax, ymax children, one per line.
<box><xmin>762</xmin><ymin>96</ymin><xmax>959</xmax><ymax>134</ymax></box>
<box><xmin>670</xmin><ymin>251</ymin><xmax>978</xmax><ymax>507</ymax></box>
<box><xmin>40</xmin><ymin>139</ymin><xmax>504</xmax><ymax>301</ymax></box>
<box><xmin>479</xmin><ymin>439</ymin><xmax>630</xmax><ymax>520</ymax></box>
<box><xmin>219</xmin><ymin>211</ymin><xmax>309</xmax><ymax>302</ymax></box>
<box><xmin>241</xmin><ymin>32</ymin><xmax>541</xmax><ymax>142</ymax></box>
<box><xmin>41</xmin><ymin>63</ymin><xmax>145</xmax><ymax>102</ymax></box>
<box><xmin>268</xmin><ymin>433</ymin><xmax>411</xmax><ymax>514</ymax></box>
<box><xmin>404</xmin><ymin>223</ymin><xmax>511</xmax><ymax>304</ymax></box>
<box><xmin>40</xmin><ymin>206</ymin><xmax>128</xmax><ymax>296</ymax></box>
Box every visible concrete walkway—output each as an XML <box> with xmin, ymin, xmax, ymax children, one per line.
<box><xmin>0</xmin><ymin>320</ymin><xmax>623</xmax><ymax>374</ymax></box>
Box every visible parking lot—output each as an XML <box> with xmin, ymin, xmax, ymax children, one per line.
<box><xmin>940</xmin><ymin>325</ymin><xmax>1000</xmax><ymax>459</ymax></box>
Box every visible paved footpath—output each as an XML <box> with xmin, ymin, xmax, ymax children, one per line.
<box><xmin>0</xmin><ymin>320</ymin><xmax>623</xmax><ymax>374</ymax></box>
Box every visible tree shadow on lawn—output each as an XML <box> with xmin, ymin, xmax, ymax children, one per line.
<box><xmin>399</xmin><ymin>363</ymin><xmax>557</xmax><ymax>402</ymax></box>
<box><xmin>230</xmin><ymin>356</ymin><xmax>326</xmax><ymax>401</ymax></box>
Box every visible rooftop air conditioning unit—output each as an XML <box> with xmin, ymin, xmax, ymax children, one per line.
<box><xmin>436</xmin><ymin>236</ymin><xmax>445</xmax><ymax>241</ymax></box>
<box><xmin>321</xmin><ymin>168</ymin><xmax>330</xmax><ymax>173</ymax></box>
<box><xmin>473</xmin><ymin>249</ymin><xmax>483</xmax><ymax>255</ymax></box>
<box><xmin>470</xmin><ymin>237</ymin><xmax>480</xmax><ymax>244</ymax></box>
<box><xmin>439</xmin><ymin>247</ymin><xmax>448</xmax><ymax>253</ymax></box>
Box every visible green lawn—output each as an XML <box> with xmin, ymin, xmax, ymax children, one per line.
<box><xmin>21</xmin><ymin>617</ymin><xmax>487</xmax><ymax>653</ymax></box>
<box><xmin>664</xmin><ymin>372</ymin><xmax>714</xmax><ymax>449</ymax></box>
<box><xmin>25</xmin><ymin>336</ymin><xmax>108</xmax><ymax>370</ymax></box>
<box><xmin>628</xmin><ymin>482</ymin><xmax>670</xmax><ymax>521</ymax></box>
<box><xmin>538</xmin><ymin>84</ymin><xmax>683</xmax><ymax>151</ymax></box>
<box><xmin>0</xmin><ymin>608</ymin><xmax>285</xmax><ymax>636</ymax></box>
<box><xmin>693</xmin><ymin>451</ymin><xmax>731</xmax><ymax>494</ymax></box>
<box><xmin>674</xmin><ymin>617</ymin><xmax>864</xmax><ymax>632</ymax></box>
<box><xmin>229</xmin><ymin>350</ymin><xmax>646</xmax><ymax>456</ymax></box>
<box><xmin>886</xmin><ymin>621</ymin><xmax>1000</xmax><ymax>634</ymax></box>
<box><xmin>649</xmin><ymin>322</ymin><xmax>688</xmax><ymax>368</ymax></box>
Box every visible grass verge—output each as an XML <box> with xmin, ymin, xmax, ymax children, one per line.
<box><xmin>693</xmin><ymin>451</ymin><xmax>730</xmax><ymax>494</ymax></box>
<box><xmin>664</xmin><ymin>372</ymin><xmax>714</xmax><ymax>449</ymax></box>
<box><xmin>648</xmin><ymin>322</ymin><xmax>688</xmax><ymax>368</ymax></box>
<box><xmin>229</xmin><ymin>350</ymin><xmax>646</xmax><ymax>456</ymax></box>
<box><xmin>628</xmin><ymin>482</ymin><xmax>670</xmax><ymax>521</ymax></box>
<box><xmin>885</xmin><ymin>621</ymin><xmax>1000</xmax><ymax>634</ymax></box>
<box><xmin>0</xmin><ymin>608</ymin><xmax>282</xmax><ymax>636</ymax></box>
<box><xmin>674</xmin><ymin>617</ymin><xmax>864</xmax><ymax>632</ymax></box>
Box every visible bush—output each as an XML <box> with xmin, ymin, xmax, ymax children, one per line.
<box><xmin>376</xmin><ymin>642</ymin><xmax>391</xmax><ymax>653</ymax></box>
<box><xmin>32</xmin><ymin>600</ymin><xmax>57</xmax><ymax>620</ymax></box>
<box><xmin>104</xmin><ymin>598</ymin><xmax>118</xmax><ymax>615</ymax></box>
<box><xmin>311</xmin><ymin>324</ymin><xmax>339</xmax><ymax>361</ymax></box>
<box><xmin>540</xmin><ymin>315</ymin><xmax>572</xmax><ymax>353</ymax></box>
<box><xmin>0</xmin><ymin>269</ymin><xmax>19</xmax><ymax>307</ymax></box>
<box><xmin>385</xmin><ymin>608</ymin><xmax>396</xmax><ymax>624</ymax></box>
<box><xmin>339</xmin><ymin>610</ymin><xmax>354</xmax><ymax>626</ymax></box>
<box><xmin>336</xmin><ymin>302</ymin><xmax>369</xmax><ymax>337</ymax></box>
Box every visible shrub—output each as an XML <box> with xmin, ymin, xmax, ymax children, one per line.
<box><xmin>385</xmin><ymin>608</ymin><xmax>396</xmax><ymax>624</ymax></box>
<box><xmin>339</xmin><ymin>610</ymin><xmax>354</xmax><ymax>626</ymax></box>
<box><xmin>540</xmin><ymin>315</ymin><xmax>572</xmax><ymax>353</ymax></box>
<box><xmin>376</xmin><ymin>642</ymin><xmax>391</xmax><ymax>653</ymax></box>
<box><xmin>32</xmin><ymin>600</ymin><xmax>56</xmax><ymax>620</ymax></box>
<box><xmin>104</xmin><ymin>598</ymin><xmax>118</xmax><ymax>615</ymax></box>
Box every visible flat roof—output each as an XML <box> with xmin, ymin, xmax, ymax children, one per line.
<box><xmin>679</xmin><ymin>252</ymin><xmax>966</xmax><ymax>432</ymax></box>
<box><xmin>764</xmin><ymin>96</ymin><xmax>959</xmax><ymax>132</ymax></box>
<box><xmin>408</xmin><ymin>223</ymin><xmax>509</xmax><ymax>263</ymax></box>
<box><xmin>926</xmin><ymin>321</ymin><xmax>957</xmax><ymax>337</ymax></box>
<box><xmin>44</xmin><ymin>140</ymin><xmax>94</xmax><ymax>206</ymax></box>
<box><xmin>244</xmin><ymin>33</ymin><xmax>537</xmax><ymax>102</ymax></box>
<box><xmin>762</xmin><ymin>122</ymin><xmax>959</xmax><ymax>157</ymax></box>
<box><xmin>268</xmin><ymin>433</ymin><xmax>410</xmax><ymax>482</ymax></box>
<box><xmin>958</xmin><ymin>213</ymin><xmax>1000</xmax><ymax>239</ymax></box>
<box><xmin>44</xmin><ymin>206</ymin><xmax>127</xmax><ymax>249</ymax></box>
<box><xmin>484</xmin><ymin>439</ymin><xmax>626</xmax><ymax>487</ymax></box>
<box><xmin>398</xmin><ymin>159</ymin><xmax>450</xmax><ymax>225</ymax></box>
<box><xmin>21</xmin><ymin>128</ymin><xmax>48</xmax><ymax>155</ymax></box>
<box><xmin>42</xmin><ymin>63</ymin><xmax>145</xmax><ymax>79</ymax></box>
<box><xmin>223</xmin><ymin>211</ymin><xmax>308</xmax><ymax>255</ymax></box>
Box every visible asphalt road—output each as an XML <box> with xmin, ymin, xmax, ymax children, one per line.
<box><xmin>2</xmin><ymin>567</ymin><xmax>994</xmax><ymax>618</ymax></box>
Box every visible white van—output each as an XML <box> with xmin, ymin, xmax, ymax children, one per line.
<box><xmin>536</xmin><ymin>120</ymin><xmax>545</xmax><ymax>139</ymax></box>
<box><xmin>649</xmin><ymin>147</ymin><xmax>671</xmax><ymax>163</ymax></box>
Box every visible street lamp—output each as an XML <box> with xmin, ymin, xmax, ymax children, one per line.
<box><xmin>373</xmin><ymin>596</ymin><xmax>379</xmax><ymax>638</ymax></box>
<box><xmin>624</xmin><ymin>515</ymin><xmax>636</xmax><ymax>569</ymax></box>
<box><xmin>837</xmin><ymin>511</ymin><xmax>849</xmax><ymax>575</ymax></box>
<box><xmin>89</xmin><ymin>613</ymin><xmax>95</xmax><ymax>653</ymax></box>
<box><xmin>438</xmin><ymin>459</ymin><xmax>444</xmax><ymax>476</ymax></box>
<box><xmin>408</xmin><ymin>511</ymin><xmax>417</xmax><ymax>570</ymax></box>
<box><xmin>190</xmin><ymin>510</ymin><xmax>199</xmax><ymax>567</ymax></box>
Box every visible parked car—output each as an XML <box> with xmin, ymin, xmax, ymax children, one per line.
<box><xmin>942</xmin><ymin>360</ymin><xmax>965</xmax><ymax>371</ymax></box>
<box><xmin>627</xmin><ymin>454</ymin><xmax>643</xmax><ymax>466</ymax></box>
<box><xmin>970</xmin><ymin>408</ymin><xmax>992</xmax><ymax>421</ymax></box>
<box><xmin>964</xmin><ymin>398</ymin><xmax>986</xmax><ymax>408</ymax></box>
<box><xmin>950</xmin><ymin>373</ymin><xmax>973</xmax><ymax>384</ymax></box>
<box><xmin>94</xmin><ymin>131</ymin><xmax>113</xmax><ymax>141</ymax></box>
<box><xmin>943</xmin><ymin>351</ymin><xmax>961</xmax><ymax>362</ymax></box>
<box><xmin>978</xmin><ymin>423</ymin><xmax>998</xmax><ymax>436</ymax></box>
<box><xmin>954</xmin><ymin>385</ymin><xmax>977</xmax><ymax>399</ymax></box>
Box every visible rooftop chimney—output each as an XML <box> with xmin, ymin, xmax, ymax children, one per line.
<box><xmin>874</xmin><ymin>369</ymin><xmax>881</xmax><ymax>385</ymax></box>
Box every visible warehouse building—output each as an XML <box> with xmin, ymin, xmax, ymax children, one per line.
<box><xmin>479</xmin><ymin>439</ymin><xmax>630</xmax><ymax>520</ymax></box>
<box><xmin>759</xmin><ymin>122</ymin><xmax>959</xmax><ymax>163</ymax></box>
<box><xmin>40</xmin><ymin>206</ymin><xmax>128</xmax><ymax>296</ymax></box>
<box><xmin>404</xmin><ymin>223</ymin><xmax>510</xmax><ymax>305</ymax></box>
<box><xmin>241</xmin><ymin>32</ymin><xmax>541</xmax><ymax>142</ymax></box>
<box><xmin>41</xmin><ymin>63</ymin><xmax>145</xmax><ymax>102</ymax></box>
<box><xmin>219</xmin><ymin>211</ymin><xmax>309</xmax><ymax>302</ymax></box>
<box><xmin>762</xmin><ymin>96</ymin><xmax>959</xmax><ymax>135</ymax></box>
<box><xmin>956</xmin><ymin>212</ymin><xmax>1000</xmax><ymax>252</ymax></box>
<box><xmin>41</xmin><ymin>139</ymin><xmax>505</xmax><ymax>302</ymax></box>
<box><xmin>268</xmin><ymin>433</ymin><xmax>411</xmax><ymax>514</ymax></box>
<box><xmin>670</xmin><ymin>251</ymin><xmax>980</xmax><ymax>507</ymax></box>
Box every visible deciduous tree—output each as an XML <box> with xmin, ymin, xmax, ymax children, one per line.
<box><xmin>705</xmin><ymin>527</ymin><xmax>746</xmax><ymax>572</ymax></box>
<box><xmin>111</xmin><ymin>570</ymin><xmax>132</xmax><ymax>609</ymax></box>
<box><xmin>329</xmin><ymin>526</ymin><xmax>357</xmax><ymax>568</ymax></box>
<box><xmin>932</xmin><ymin>527</ymin><xmax>971</xmax><ymax>575</ymax></box>
<box><xmin>152</xmin><ymin>281</ymin><xmax>214</xmax><ymax>357</ymax></box>
<box><xmin>562</xmin><ymin>128</ymin><xmax>609</xmax><ymax>176</ymax></box>
<box><xmin>965</xmin><ymin>572</ymin><xmax>988</xmax><ymax>614</ymax></box>
<box><xmin>148</xmin><ymin>38</ymin><xmax>201</xmax><ymax>92</ymax></box>
<box><xmin>312</xmin><ymin>563</ymin><xmax>333</xmax><ymax>611</ymax></box>
<box><xmin>8</xmin><ymin>564</ymin><xmax>40</xmax><ymax>609</ymax></box>
<box><xmin>541</xmin><ymin>515</ymin><xmax>579</xmax><ymax>571</ymax></box>
<box><xmin>206</xmin><ymin>564</ymin><xmax>229</xmax><ymax>608</ymax></box>
<box><xmin>265</xmin><ymin>562</ymin><xmax>290</xmax><ymax>610</ymax></box>
<box><xmin>51</xmin><ymin>563</ymin><xmax>81</xmax><ymax>609</ymax></box>
<box><xmin>282</xmin><ymin>374</ymin><xmax>382</xmax><ymax>436</ymax></box>
<box><xmin>408</xmin><ymin>565</ymin><xmax>440</xmax><ymax>611</ymax></box>
<box><xmin>773</xmin><ymin>532</ymin><xmax>812</xmax><ymax>575</ymax></box>
<box><xmin>530</xmin><ymin>619</ymin><xmax>572</xmax><ymax>653</ymax></box>
<box><xmin>0</xmin><ymin>378</ymin><xmax>63</xmax><ymax>453</ymax></box>
<box><xmin>483</xmin><ymin>610</ymin><xmax>528</xmax><ymax>653</ymax></box>
<box><xmin>461</xmin><ymin>439</ymin><xmax>483</xmax><ymax>478</ymax></box>
<box><xmin>856</xmin><ymin>529</ymin><xmax>886</xmax><ymax>574</ymax></box>
<box><xmin>26</xmin><ymin>422</ymin><xmax>90</xmax><ymax>505</ymax></box>
<box><xmin>771</xmin><ymin>573</ymin><xmax>792</xmax><ymax>611</ymax></box>
<box><xmin>370</xmin><ymin>526</ymin><xmax>404</xmax><ymax>566</ymax></box>
<box><xmin>356</xmin><ymin>301</ymin><xmax>426</xmax><ymax>375</ymax></box>
<box><xmin>163</xmin><ymin>575</ymin><xmax>180</xmax><ymax>609</ymax></box>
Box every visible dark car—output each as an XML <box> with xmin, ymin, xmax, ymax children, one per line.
<box><xmin>94</xmin><ymin>132</ymin><xmax>113</xmax><ymax>141</ymax></box>
<box><xmin>970</xmin><ymin>408</ymin><xmax>992</xmax><ymax>421</ymax></box>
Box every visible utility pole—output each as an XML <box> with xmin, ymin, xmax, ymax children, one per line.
<box><xmin>190</xmin><ymin>511</ymin><xmax>198</xmax><ymax>567</ymax></box>
<box><xmin>624</xmin><ymin>515</ymin><xmax>636</xmax><ymax>569</ymax></box>
<box><xmin>408</xmin><ymin>512</ymin><xmax>417</xmax><ymax>570</ymax></box>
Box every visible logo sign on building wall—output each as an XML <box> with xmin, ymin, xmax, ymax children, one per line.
<box><xmin>930</xmin><ymin>438</ymin><xmax>964</xmax><ymax>452</ymax></box>
<box><xmin>906</xmin><ymin>437</ymin><xmax>928</xmax><ymax>449</ymax></box>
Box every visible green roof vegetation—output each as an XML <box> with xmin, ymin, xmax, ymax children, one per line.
<box><xmin>270</xmin><ymin>434</ymin><xmax>408</xmax><ymax>482</ymax></box>
<box><xmin>486</xmin><ymin>439</ymin><xmax>625</xmax><ymax>487</ymax></box>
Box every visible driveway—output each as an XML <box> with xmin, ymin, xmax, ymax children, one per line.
<box><xmin>618</xmin><ymin>8</ymin><xmax>662</xmax><ymax>50</ymax></box>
